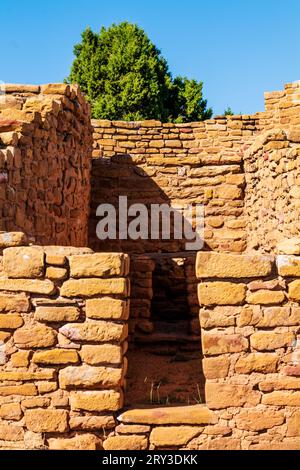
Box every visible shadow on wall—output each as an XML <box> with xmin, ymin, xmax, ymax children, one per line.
<box><xmin>88</xmin><ymin>154</ymin><xmax>204</xmax><ymax>254</ymax></box>
<box><xmin>89</xmin><ymin>155</ymin><xmax>205</xmax><ymax>407</ymax></box>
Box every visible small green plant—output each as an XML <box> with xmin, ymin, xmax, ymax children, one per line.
<box><xmin>224</xmin><ymin>106</ymin><xmax>234</xmax><ymax>116</ymax></box>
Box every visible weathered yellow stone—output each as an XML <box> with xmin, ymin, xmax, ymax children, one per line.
<box><xmin>287</xmin><ymin>411</ymin><xmax>300</xmax><ymax>436</ymax></box>
<box><xmin>46</xmin><ymin>254</ymin><xmax>66</xmax><ymax>266</ymax></box>
<box><xmin>14</xmin><ymin>323</ymin><xmax>57</xmax><ymax>349</ymax></box>
<box><xmin>235</xmin><ymin>409</ymin><xmax>284</xmax><ymax>431</ymax></box>
<box><xmin>86</xmin><ymin>298</ymin><xmax>129</xmax><ymax>320</ymax></box>
<box><xmin>259</xmin><ymin>376</ymin><xmax>300</xmax><ymax>392</ymax></box>
<box><xmin>3</xmin><ymin>246</ymin><xmax>44</xmax><ymax>278</ymax></box>
<box><xmin>59</xmin><ymin>321</ymin><xmax>127</xmax><ymax>343</ymax></box>
<box><xmin>11</xmin><ymin>350</ymin><xmax>30</xmax><ymax>367</ymax></box>
<box><xmin>48</xmin><ymin>433</ymin><xmax>102</xmax><ymax>450</ymax></box>
<box><xmin>235</xmin><ymin>353</ymin><xmax>278</xmax><ymax>374</ymax></box>
<box><xmin>202</xmin><ymin>332</ymin><xmax>248</xmax><ymax>355</ymax></box>
<box><xmin>250</xmin><ymin>331</ymin><xmax>294</xmax><ymax>351</ymax></box>
<box><xmin>247</xmin><ymin>290</ymin><xmax>285</xmax><ymax>305</ymax></box>
<box><xmin>277</xmin><ymin>238</ymin><xmax>300</xmax><ymax>255</ymax></box>
<box><xmin>202</xmin><ymin>356</ymin><xmax>230</xmax><ymax>379</ymax></box>
<box><xmin>150</xmin><ymin>426</ymin><xmax>202</xmax><ymax>447</ymax></box>
<box><xmin>119</xmin><ymin>405</ymin><xmax>217</xmax><ymax>425</ymax></box>
<box><xmin>196</xmin><ymin>252</ymin><xmax>272</xmax><ymax>279</ymax></box>
<box><xmin>46</xmin><ymin>266</ymin><xmax>68</xmax><ymax>281</ymax></box>
<box><xmin>60</xmin><ymin>278</ymin><xmax>129</xmax><ymax>297</ymax></box>
<box><xmin>116</xmin><ymin>424</ymin><xmax>151</xmax><ymax>434</ymax></box>
<box><xmin>37</xmin><ymin>382</ymin><xmax>58</xmax><ymax>394</ymax></box>
<box><xmin>0</xmin><ymin>403</ymin><xmax>22</xmax><ymax>421</ymax></box>
<box><xmin>0</xmin><ymin>293</ymin><xmax>30</xmax><ymax>312</ymax></box>
<box><xmin>0</xmin><ymin>384</ymin><xmax>37</xmax><ymax>396</ymax></box>
<box><xmin>198</xmin><ymin>282</ymin><xmax>246</xmax><ymax>306</ymax></box>
<box><xmin>289</xmin><ymin>280</ymin><xmax>300</xmax><ymax>300</ymax></box>
<box><xmin>0</xmin><ymin>314</ymin><xmax>23</xmax><ymax>329</ymax></box>
<box><xmin>0</xmin><ymin>232</ymin><xmax>27</xmax><ymax>248</ymax></box>
<box><xmin>69</xmin><ymin>253</ymin><xmax>129</xmax><ymax>278</ymax></box>
<box><xmin>262</xmin><ymin>391</ymin><xmax>300</xmax><ymax>406</ymax></box>
<box><xmin>21</xmin><ymin>397</ymin><xmax>50</xmax><ymax>409</ymax></box>
<box><xmin>32</xmin><ymin>349</ymin><xmax>79</xmax><ymax>365</ymax></box>
<box><xmin>70</xmin><ymin>390</ymin><xmax>123</xmax><ymax>412</ymax></box>
<box><xmin>41</xmin><ymin>83</ymin><xmax>70</xmax><ymax>94</ymax></box>
<box><xmin>214</xmin><ymin>185</ymin><xmax>242</xmax><ymax>200</ymax></box>
<box><xmin>24</xmin><ymin>409</ymin><xmax>69</xmax><ymax>433</ymax></box>
<box><xmin>277</xmin><ymin>255</ymin><xmax>300</xmax><ymax>276</ymax></box>
<box><xmin>69</xmin><ymin>415</ymin><xmax>115</xmax><ymax>431</ymax></box>
<box><xmin>103</xmin><ymin>435</ymin><xmax>147</xmax><ymax>450</ymax></box>
<box><xmin>200</xmin><ymin>307</ymin><xmax>236</xmax><ymax>328</ymax></box>
<box><xmin>0</xmin><ymin>423</ymin><xmax>24</xmax><ymax>441</ymax></box>
<box><xmin>80</xmin><ymin>344</ymin><xmax>122</xmax><ymax>365</ymax></box>
<box><xmin>0</xmin><ymin>279</ymin><xmax>55</xmax><ymax>295</ymax></box>
<box><xmin>0</xmin><ymin>369</ymin><xmax>55</xmax><ymax>381</ymax></box>
<box><xmin>34</xmin><ymin>306</ymin><xmax>80</xmax><ymax>323</ymax></box>
<box><xmin>257</xmin><ymin>307</ymin><xmax>300</xmax><ymax>327</ymax></box>
<box><xmin>205</xmin><ymin>383</ymin><xmax>261</xmax><ymax>409</ymax></box>
<box><xmin>0</xmin><ymin>332</ymin><xmax>11</xmax><ymax>342</ymax></box>
<box><xmin>59</xmin><ymin>364</ymin><xmax>122</xmax><ymax>389</ymax></box>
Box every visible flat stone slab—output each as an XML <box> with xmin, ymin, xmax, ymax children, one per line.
<box><xmin>118</xmin><ymin>405</ymin><xmax>217</xmax><ymax>425</ymax></box>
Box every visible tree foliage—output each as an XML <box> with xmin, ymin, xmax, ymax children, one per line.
<box><xmin>67</xmin><ymin>22</ymin><xmax>212</xmax><ymax>122</ymax></box>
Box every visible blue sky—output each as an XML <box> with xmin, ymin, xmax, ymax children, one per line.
<box><xmin>1</xmin><ymin>0</ymin><xmax>300</xmax><ymax>115</ymax></box>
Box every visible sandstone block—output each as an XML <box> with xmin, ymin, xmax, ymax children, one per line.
<box><xmin>25</xmin><ymin>409</ymin><xmax>69</xmax><ymax>433</ymax></box>
<box><xmin>0</xmin><ymin>384</ymin><xmax>37</xmax><ymax>396</ymax></box>
<box><xmin>257</xmin><ymin>307</ymin><xmax>300</xmax><ymax>327</ymax></box>
<box><xmin>214</xmin><ymin>185</ymin><xmax>242</xmax><ymax>200</ymax></box>
<box><xmin>59</xmin><ymin>364</ymin><xmax>122</xmax><ymax>389</ymax></box>
<box><xmin>262</xmin><ymin>391</ymin><xmax>300</xmax><ymax>406</ymax></box>
<box><xmin>287</xmin><ymin>411</ymin><xmax>300</xmax><ymax>436</ymax></box>
<box><xmin>0</xmin><ymin>423</ymin><xmax>24</xmax><ymax>441</ymax></box>
<box><xmin>0</xmin><ymin>279</ymin><xmax>55</xmax><ymax>295</ymax></box>
<box><xmin>46</xmin><ymin>266</ymin><xmax>68</xmax><ymax>281</ymax></box>
<box><xmin>0</xmin><ymin>314</ymin><xmax>23</xmax><ymax>329</ymax></box>
<box><xmin>60</xmin><ymin>278</ymin><xmax>129</xmax><ymax>297</ymax></box>
<box><xmin>196</xmin><ymin>252</ymin><xmax>272</xmax><ymax>279</ymax></box>
<box><xmin>59</xmin><ymin>321</ymin><xmax>127</xmax><ymax>343</ymax></box>
<box><xmin>32</xmin><ymin>349</ymin><xmax>79</xmax><ymax>365</ymax></box>
<box><xmin>70</xmin><ymin>390</ymin><xmax>123</xmax><ymax>412</ymax></box>
<box><xmin>235</xmin><ymin>409</ymin><xmax>284</xmax><ymax>431</ymax></box>
<box><xmin>202</xmin><ymin>356</ymin><xmax>230</xmax><ymax>379</ymax></box>
<box><xmin>0</xmin><ymin>369</ymin><xmax>55</xmax><ymax>381</ymax></box>
<box><xmin>151</xmin><ymin>426</ymin><xmax>202</xmax><ymax>447</ymax></box>
<box><xmin>250</xmin><ymin>331</ymin><xmax>294</xmax><ymax>351</ymax></box>
<box><xmin>246</xmin><ymin>290</ymin><xmax>285</xmax><ymax>305</ymax></box>
<box><xmin>11</xmin><ymin>350</ymin><xmax>30</xmax><ymax>367</ymax></box>
<box><xmin>277</xmin><ymin>238</ymin><xmax>300</xmax><ymax>255</ymax></box>
<box><xmin>119</xmin><ymin>405</ymin><xmax>217</xmax><ymax>425</ymax></box>
<box><xmin>200</xmin><ymin>307</ymin><xmax>236</xmax><ymax>328</ymax></box>
<box><xmin>21</xmin><ymin>397</ymin><xmax>51</xmax><ymax>409</ymax></box>
<box><xmin>205</xmin><ymin>383</ymin><xmax>261</xmax><ymax>409</ymax></box>
<box><xmin>0</xmin><ymin>232</ymin><xmax>27</xmax><ymax>248</ymax></box>
<box><xmin>235</xmin><ymin>353</ymin><xmax>278</xmax><ymax>374</ymax></box>
<box><xmin>0</xmin><ymin>293</ymin><xmax>30</xmax><ymax>312</ymax></box>
<box><xmin>48</xmin><ymin>433</ymin><xmax>102</xmax><ymax>450</ymax></box>
<box><xmin>202</xmin><ymin>332</ymin><xmax>248</xmax><ymax>355</ymax></box>
<box><xmin>277</xmin><ymin>255</ymin><xmax>300</xmax><ymax>276</ymax></box>
<box><xmin>14</xmin><ymin>323</ymin><xmax>57</xmax><ymax>349</ymax></box>
<box><xmin>35</xmin><ymin>306</ymin><xmax>80</xmax><ymax>323</ymax></box>
<box><xmin>46</xmin><ymin>254</ymin><xmax>66</xmax><ymax>266</ymax></box>
<box><xmin>3</xmin><ymin>247</ymin><xmax>44</xmax><ymax>278</ymax></box>
<box><xmin>103</xmin><ymin>435</ymin><xmax>147</xmax><ymax>451</ymax></box>
<box><xmin>116</xmin><ymin>424</ymin><xmax>151</xmax><ymax>434</ymax></box>
<box><xmin>194</xmin><ymin>437</ymin><xmax>241</xmax><ymax>451</ymax></box>
<box><xmin>69</xmin><ymin>415</ymin><xmax>115</xmax><ymax>431</ymax></box>
<box><xmin>0</xmin><ymin>403</ymin><xmax>22</xmax><ymax>421</ymax></box>
<box><xmin>289</xmin><ymin>280</ymin><xmax>300</xmax><ymax>300</ymax></box>
<box><xmin>69</xmin><ymin>253</ymin><xmax>129</xmax><ymax>278</ymax></box>
<box><xmin>80</xmin><ymin>344</ymin><xmax>122</xmax><ymax>365</ymax></box>
<box><xmin>86</xmin><ymin>298</ymin><xmax>129</xmax><ymax>320</ymax></box>
<box><xmin>198</xmin><ymin>282</ymin><xmax>246</xmax><ymax>306</ymax></box>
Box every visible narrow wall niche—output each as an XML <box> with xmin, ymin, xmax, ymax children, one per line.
<box><xmin>126</xmin><ymin>254</ymin><xmax>205</xmax><ymax>408</ymax></box>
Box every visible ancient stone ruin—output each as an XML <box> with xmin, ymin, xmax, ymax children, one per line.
<box><xmin>0</xmin><ymin>81</ymin><xmax>300</xmax><ymax>449</ymax></box>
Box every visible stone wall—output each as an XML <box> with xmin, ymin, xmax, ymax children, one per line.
<box><xmin>0</xmin><ymin>84</ymin><xmax>92</xmax><ymax>246</ymax></box>
<box><xmin>0</xmin><ymin>233</ymin><xmax>130</xmax><ymax>450</ymax></box>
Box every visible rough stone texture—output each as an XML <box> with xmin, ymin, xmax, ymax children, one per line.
<box><xmin>59</xmin><ymin>364</ymin><xmax>122</xmax><ymax>389</ymax></box>
<box><xmin>196</xmin><ymin>252</ymin><xmax>272</xmax><ymax>279</ymax></box>
<box><xmin>69</xmin><ymin>253</ymin><xmax>129</xmax><ymax>278</ymax></box>
<box><xmin>48</xmin><ymin>434</ymin><xmax>102</xmax><ymax>450</ymax></box>
<box><xmin>86</xmin><ymin>298</ymin><xmax>129</xmax><ymax>320</ymax></box>
<box><xmin>70</xmin><ymin>391</ymin><xmax>123</xmax><ymax>412</ymax></box>
<box><xmin>80</xmin><ymin>344</ymin><xmax>122</xmax><ymax>365</ymax></box>
<box><xmin>60</xmin><ymin>278</ymin><xmax>129</xmax><ymax>297</ymax></box>
<box><xmin>34</xmin><ymin>306</ymin><xmax>80</xmax><ymax>323</ymax></box>
<box><xmin>103</xmin><ymin>435</ymin><xmax>148</xmax><ymax>450</ymax></box>
<box><xmin>3</xmin><ymin>247</ymin><xmax>44</xmax><ymax>278</ymax></box>
<box><xmin>24</xmin><ymin>409</ymin><xmax>69</xmax><ymax>433</ymax></box>
<box><xmin>14</xmin><ymin>323</ymin><xmax>57</xmax><ymax>349</ymax></box>
<box><xmin>150</xmin><ymin>426</ymin><xmax>202</xmax><ymax>447</ymax></box>
<box><xmin>119</xmin><ymin>405</ymin><xmax>217</xmax><ymax>425</ymax></box>
<box><xmin>198</xmin><ymin>282</ymin><xmax>246</xmax><ymax>306</ymax></box>
<box><xmin>32</xmin><ymin>349</ymin><xmax>79</xmax><ymax>365</ymax></box>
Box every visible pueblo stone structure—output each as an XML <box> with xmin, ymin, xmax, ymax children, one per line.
<box><xmin>0</xmin><ymin>81</ymin><xmax>300</xmax><ymax>449</ymax></box>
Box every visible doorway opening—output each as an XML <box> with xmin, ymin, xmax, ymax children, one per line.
<box><xmin>126</xmin><ymin>254</ymin><xmax>205</xmax><ymax>408</ymax></box>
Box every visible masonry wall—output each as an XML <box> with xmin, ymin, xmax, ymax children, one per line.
<box><xmin>0</xmin><ymin>233</ymin><xmax>130</xmax><ymax>450</ymax></box>
<box><xmin>0</xmin><ymin>84</ymin><xmax>92</xmax><ymax>246</ymax></box>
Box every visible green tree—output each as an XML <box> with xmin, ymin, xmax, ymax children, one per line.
<box><xmin>67</xmin><ymin>22</ymin><xmax>212</xmax><ymax>122</ymax></box>
<box><xmin>224</xmin><ymin>106</ymin><xmax>234</xmax><ymax>116</ymax></box>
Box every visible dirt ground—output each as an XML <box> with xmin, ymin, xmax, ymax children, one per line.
<box><xmin>125</xmin><ymin>346</ymin><xmax>205</xmax><ymax>408</ymax></box>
